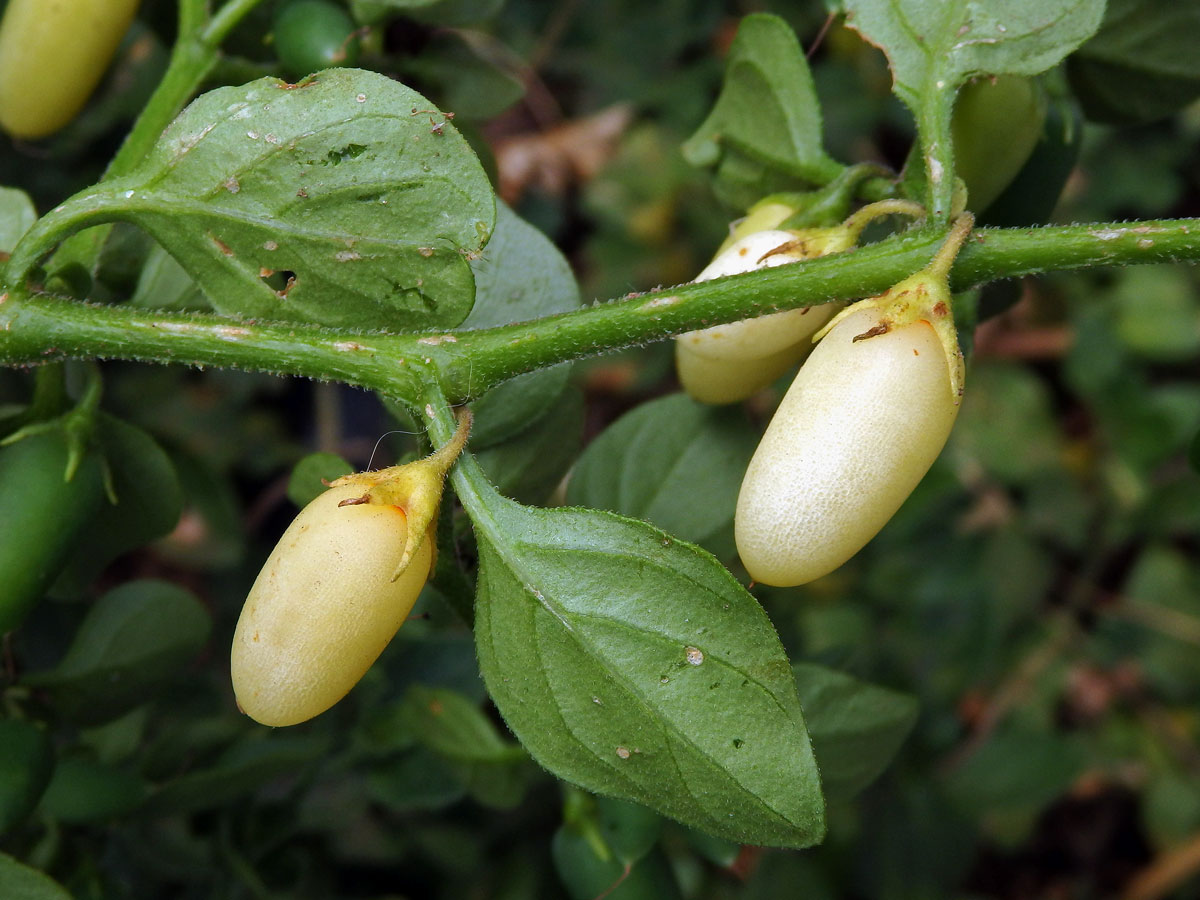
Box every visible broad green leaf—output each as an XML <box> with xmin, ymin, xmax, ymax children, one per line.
<box><xmin>683</xmin><ymin>14</ymin><xmax>842</xmax><ymax>209</ymax></box>
<box><xmin>0</xmin><ymin>854</ymin><xmax>72</xmax><ymax>900</ymax></box>
<box><xmin>0</xmin><ymin>719</ymin><xmax>54</xmax><ymax>834</ymax></box>
<box><xmin>463</xmin><ymin>201</ymin><xmax>582</xmax><ymax>447</ymax></box>
<box><xmin>287</xmin><ymin>451</ymin><xmax>354</xmax><ymax>507</ymax></box>
<box><xmin>453</xmin><ymin>454</ymin><xmax>824</xmax><ymax>848</ymax></box>
<box><xmin>793</xmin><ymin>663</ymin><xmax>918</xmax><ymax>804</ymax></box>
<box><xmin>0</xmin><ymin>186</ymin><xmax>36</xmax><ymax>255</ymax></box>
<box><xmin>1067</xmin><ymin>0</ymin><xmax>1200</xmax><ymax>124</ymax></box>
<box><xmin>25</xmin><ymin>580</ymin><xmax>210</xmax><ymax>725</ymax></box>
<box><xmin>52</xmin><ymin>414</ymin><xmax>185</xmax><ymax>598</ymax></box>
<box><xmin>21</xmin><ymin>69</ymin><xmax>495</xmax><ymax>330</ymax></box>
<box><xmin>566</xmin><ymin>393</ymin><xmax>758</xmax><ymax>559</ymax></box>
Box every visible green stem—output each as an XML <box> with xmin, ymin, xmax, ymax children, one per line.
<box><xmin>917</xmin><ymin>78</ymin><xmax>957</xmax><ymax>224</ymax></box>
<box><xmin>0</xmin><ymin>219</ymin><xmax>1197</xmax><ymax>405</ymax></box>
<box><xmin>105</xmin><ymin>0</ymin><xmax>267</xmax><ymax>180</ymax></box>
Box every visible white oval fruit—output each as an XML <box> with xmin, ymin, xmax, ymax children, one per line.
<box><xmin>231</xmin><ymin>483</ymin><xmax>433</xmax><ymax>727</ymax></box>
<box><xmin>735</xmin><ymin>306</ymin><xmax>960</xmax><ymax>586</ymax></box>
<box><xmin>676</xmin><ymin>229</ymin><xmax>847</xmax><ymax>404</ymax></box>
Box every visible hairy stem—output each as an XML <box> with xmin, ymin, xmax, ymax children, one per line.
<box><xmin>0</xmin><ymin>219</ymin><xmax>1196</xmax><ymax>405</ymax></box>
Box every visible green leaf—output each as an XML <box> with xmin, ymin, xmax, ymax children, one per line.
<box><xmin>21</xmin><ymin>69</ymin><xmax>495</xmax><ymax>330</ymax></box>
<box><xmin>399</xmin><ymin>31</ymin><xmax>525</xmax><ymax>120</ymax></box>
<box><xmin>52</xmin><ymin>414</ymin><xmax>185</xmax><ymax>598</ymax></box>
<box><xmin>1067</xmin><ymin>0</ymin><xmax>1200</xmax><ymax>124</ymax></box>
<box><xmin>352</xmin><ymin>0</ymin><xmax>504</xmax><ymax>28</ymax></box>
<box><xmin>683</xmin><ymin>14</ymin><xmax>842</xmax><ymax>209</ymax></box>
<box><xmin>793</xmin><ymin>663</ymin><xmax>918</xmax><ymax>804</ymax></box>
<box><xmin>287</xmin><ymin>451</ymin><xmax>354</xmax><ymax>507</ymax></box>
<box><xmin>552</xmin><ymin>830</ymin><xmax>682</xmax><ymax>900</ymax></box>
<box><xmin>368</xmin><ymin>747</ymin><xmax>467</xmax><ymax>812</ymax></box>
<box><xmin>39</xmin><ymin>758</ymin><xmax>148</xmax><ymax>823</ymax></box>
<box><xmin>475</xmin><ymin>384</ymin><xmax>584</xmax><ymax>504</ymax></box>
<box><xmin>145</xmin><ymin>735</ymin><xmax>327</xmax><ymax>814</ymax></box>
<box><xmin>463</xmin><ymin>200</ymin><xmax>582</xmax><ymax>447</ymax></box>
<box><xmin>128</xmin><ymin>243</ymin><xmax>210</xmax><ymax>312</ymax></box>
<box><xmin>0</xmin><ymin>719</ymin><xmax>54</xmax><ymax>835</ymax></box>
<box><xmin>844</xmin><ymin>0</ymin><xmax>1103</xmax><ymax>214</ymax></box>
<box><xmin>453</xmin><ymin>454</ymin><xmax>825</xmax><ymax>848</ymax></box>
<box><xmin>25</xmin><ymin>580</ymin><xmax>211</xmax><ymax>725</ymax></box>
<box><xmin>0</xmin><ymin>853</ymin><xmax>72</xmax><ymax>900</ymax></box>
<box><xmin>566</xmin><ymin>393</ymin><xmax>758</xmax><ymax>560</ymax></box>
<box><xmin>844</xmin><ymin>0</ymin><xmax>1105</xmax><ymax>102</ymax></box>
<box><xmin>399</xmin><ymin>685</ymin><xmax>523</xmax><ymax>763</ymax></box>
<box><xmin>0</xmin><ymin>186</ymin><xmax>36</xmax><ymax>255</ymax></box>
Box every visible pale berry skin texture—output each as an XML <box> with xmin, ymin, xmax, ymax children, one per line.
<box><xmin>675</xmin><ymin>229</ymin><xmax>846</xmax><ymax>404</ymax></box>
<box><xmin>735</xmin><ymin>306</ymin><xmax>960</xmax><ymax>587</ymax></box>
<box><xmin>231</xmin><ymin>483</ymin><xmax>433</xmax><ymax>727</ymax></box>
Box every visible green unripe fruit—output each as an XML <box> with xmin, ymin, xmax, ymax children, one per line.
<box><xmin>952</xmin><ymin>75</ymin><xmax>1046</xmax><ymax>213</ymax></box>
<box><xmin>0</xmin><ymin>430</ymin><xmax>105</xmax><ymax>633</ymax></box>
<box><xmin>274</xmin><ymin>0</ymin><xmax>361</xmax><ymax>79</ymax></box>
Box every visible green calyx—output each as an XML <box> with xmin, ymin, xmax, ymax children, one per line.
<box><xmin>327</xmin><ymin>408</ymin><xmax>472</xmax><ymax>582</ymax></box>
<box><xmin>814</xmin><ymin>213</ymin><xmax>975</xmax><ymax>401</ymax></box>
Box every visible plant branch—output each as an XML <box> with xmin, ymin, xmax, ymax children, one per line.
<box><xmin>0</xmin><ymin>219</ymin><xmax>1197</xmax><ymax>405</ymax></box>
<box><xmin>105</xmin><ymin>0</ymin><xmax>267</xmax><ymax>179</ymax></box>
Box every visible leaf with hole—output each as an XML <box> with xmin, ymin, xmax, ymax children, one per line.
<box><xmin>15</xmin><ymin>69</ymin><xmax>495</xmax><ymax>330</ymax></box>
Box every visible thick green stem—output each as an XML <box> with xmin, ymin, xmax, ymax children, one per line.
<box><xmin>0</xmin><ymin>219</ymin><xmax>1197</xmax><ymax>406</ymax></box>
<box><xmin>917</xmin><ymin>78</ymin><xmax>957</xmax><ymax>224</ymax></box>
<box><xmin>105</xmin><ymin>0</ymin><xmax>267</xmax><ymax>180</ymax></box>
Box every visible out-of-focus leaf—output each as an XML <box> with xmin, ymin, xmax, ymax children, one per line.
<box><xmin>352</xmin><ymin>0</ymin><xmax>503</xmax><ymax>27</ymax></box>
<box><xmin>794</xmin><ymin>662</ymin><xmax>918</xmax><ymax>803</ymax></box>
<box><xmin>552</xmin><ymin>828</ymin><xmax>682</xmax><ymax>900</ymax></box>
<box><xmin>25</xmin><ymin>580</ymin><xmax>210</xmax><ymax>725</ymax></box>
<box><xmin>951</xmin><ymin>362</ymin><xmax>1064</xmax><ymax>484</ymax></box>
<box><xmin>287</xmin><ymin>451</ymin><xmax>354</xmax><ymax>508</ymax></box>
<box><xmin>368</xmin><ymin>746</ymin><xmax>467</xmax><ymax>812</ymax></box>
<box><xmin>39</xmin><ymin>758</ymin><xmax>148</xmax><ymax>823</ymax></box>
<box><xmin>400</xmin><ymin>31</ymin><xmax>524</xmax><ymax>120</ymax></box>
<box><xmin>0</xmin><ymin>719</ymin><xmax>54</xmax><ymax>834</ymax></box>
<box><xmin>1111</xmin><ymin>266</ymin><xmax>1200</xmax><ymax>362</ymax></box>
<box><xmin>0</xmin><ymin>186</ymin><xmax>36</xmax><ymax>254</ymax></box>
<box><xmin>145</xmin><ymin>735</ymin><xmax>327</xmax><ymax>814</ymax></box>
<box><xmin>1068</xmin><ymin>0</ymin><xmax>1200</xmax><ymax>124</ymax></box>
<box><xmin>474</xmin><ymin>384</ymin><xmax>583</xmax><ymax>504</ymax></box>
<box><xmin>52</xmin><ymin>414</ymin><xmax>185</xmax><ymax>598</ymax></box>
<box><xmin>0</xmin><ymin>853</ymin><xmax>72</xmax><ymax>900</ymax></box>
<box><xmin>128</xmin><ymin>243</ymin><xmax>210</xmax><ymax>312</ymax></box>
<box><xmin>463</xmin><ymin>201</ymin><xmax>581</xmax><ymax>448</ymax></box>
